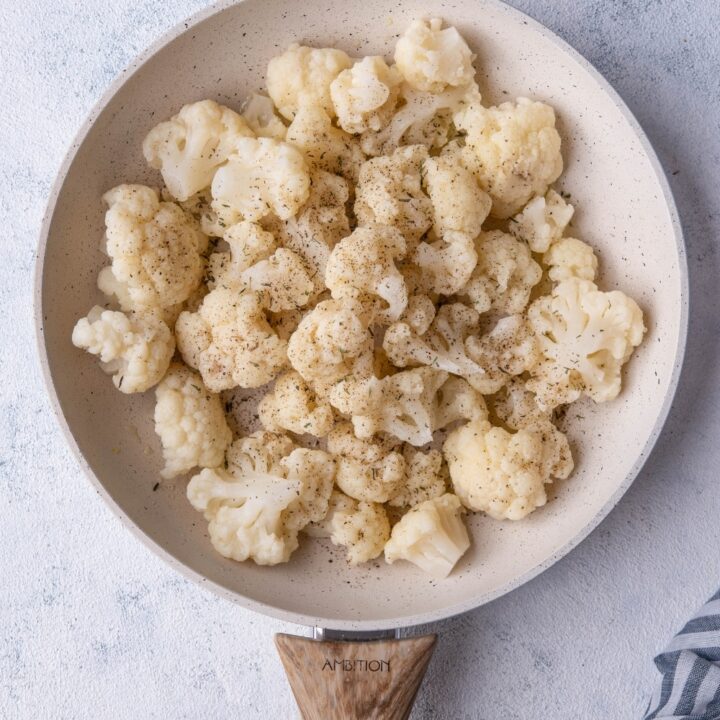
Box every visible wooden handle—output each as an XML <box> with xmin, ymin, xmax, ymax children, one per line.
<box><xmin>275</xmin><ymin>633</ymin><xmax>436</xmax><ymax>720</ymax></box>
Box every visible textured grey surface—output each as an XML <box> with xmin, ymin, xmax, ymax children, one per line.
<box><xmin>2</xmin><ymin>0</ymin><xmax>718</xmax><ymax>718</ymax></box>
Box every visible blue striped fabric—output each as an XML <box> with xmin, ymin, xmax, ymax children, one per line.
<box><xmin>645</xmin><ymin>589</ymin><xmax>720</xmax><ymax>719</ymax></box>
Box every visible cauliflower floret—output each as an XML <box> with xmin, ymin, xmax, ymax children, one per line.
<box><xmin>207</xmin><ymin>221</ymin><xmax>277</xmax><ymax>289</ymax></box>
<box><xmin>456</xmin><ymin>97</ymin><xmax>563</xmax><ymax>218</ymax></box>
<box><xmin>175</xmin><ymin>289</ymin><xmax>287</xmax><ymax>391</ymax></box>
<box><xmin>241</xmin><ymin>93</ymin><xmax>287</xmax><ymax>140</ymax></box>
<box><xmin>258</xmin><ymin>370</ymin><xmax>334</xmax><ymax>437</ymax></box>
<box><xmin>394</xmin><ymin>18</ymin><xmax>475</xmax><ymax>93</ymax></box>
<box><xmin>187</xmin><ymin>432</ymin><xmax>335</xmax><ymax>565</ymax></box>
<box><xmin>384</xmin><ymin>493</ymin><xmax>470</xmax><ymax>578</ymax></box>
<box><xmin>324</xmin><ymin>225</ymin><xmax>408</xmax><ymax>323</ymax></box>
<box><xmin>327</xmin><ymin>423</ymin><xmax>405</xmax><ymax>503</ymax></box>
<box><xmin>241</xmin><ymin>249</ymin><xmax>315</xmax><ymax>312</ymax></box>
<box><xmin>434</xmin><ymin>375</ymin><xmax>488</xmax><ymax>431</ymax></box>
<box><xmin>509</xmin><ymin>189</ymin><xmax>574</xmax><ymax>253</ymax></box>
<box><xmin>543</xmin><ymin>237</ymin><xmax>598</xmax><ymax>283</ymax></box>
<box><xmin>527</xmin><ymin>278</ymin><xmax>645</xmax><ymax>406</ymax></box>
<box><xmin>142</xmin><ymin>100</ymin><xmax>253</xmax><ymax>202</ymax></box>
<box><xmin>329</xmin><ymin>367</ymin><xmax>448</xmax><ymax>446</ymax></box>
<box><xmin>390</xmin><ymin>447</ymin><xmax>447</xmax><ymax>508</ymax></box>
<box><xmin>72</xmin><ymin>306</ymin><xmax>174</xmax><ymax>393</ymax></box>
<box><xmin>211</xmin><ymin>137</ymin><xmax>310</xmax><ymax>224</ymax></box>
<box><xmin>400</xmin><ymin>294</ymin><xmax>436</xmax><ymax>335</ymax></box>
<box><xmin>330</xmin><ymin>56</ymin><xmax>402</xmax><ymax>134</ymax></box>
<box><xmin>286</xmin><ymin>105</ymin><xmax>365</xmax><ymax>183</ymax></box>
<box><xmin>102</xmin><ymin>184</ymin><xmax>208</xmax><ymax>311</ymax></box>
<box><xmin>493</xmin><ymin>377</ymin><xmax>552</xmax><ymax>431</ymax></box>
<box><xmin>266</xmin><ymin>43</ymin><xmax>352</xmax><ymax>120</ymax></box>
<box><xmin>153</xmin><ymin>364</ymin><xmax>232</xmax><ymax>479</ymax></box>
<box><xmin>461</xmin><ymin>230</ymin><xmax>542</xmax><ymax>314</ymax></box>
<box><xmin>172</xmin><ymin>188</ymin><xmax>227</xmax><ymax>237</ymax></box>
<box><xmin>444</xmin><ymin>418</ymin><xmax>572</xmax><ymax>520</ymax></box>
<box><xmin>354</xmin><ymin>145</ymin><xmax>433</xmax><ymax>245</ymax></box>
<box><xmin>423</xmin><ymin>154</ymin><xmax>492</xmax><ymax>236</ymax></box>
<box><xmin>412</xmin><ymin>230</ymin><xmax>478</xmax><ymax>295</ymax></box>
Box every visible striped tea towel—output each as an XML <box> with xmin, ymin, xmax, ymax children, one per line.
<box><xmin>645</xmin><ymin>589</ymin><xmax>720</xmax><ymax>719</ymax></box>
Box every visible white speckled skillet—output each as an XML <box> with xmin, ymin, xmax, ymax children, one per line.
<box><xmin>34</xmin><ymin>0</ymin><xmax>687</xmax><ymax>713</ymax></box>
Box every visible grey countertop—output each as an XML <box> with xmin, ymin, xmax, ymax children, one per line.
<box><xmin>2</xmin><ymin>1</ymin><xmax>719</xmax><ymax>717</ymax></box>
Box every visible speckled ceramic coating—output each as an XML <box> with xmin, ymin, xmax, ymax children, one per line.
<box><xmin>35</xmin><ymin>0</ymin><xmax>686</xmax><ymax>631</ymax></box>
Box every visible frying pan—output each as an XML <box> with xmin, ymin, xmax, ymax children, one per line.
<box><xmin>34</xmin><ymin>0</ymin><xmax>688</xmax><ymax>715</ymax></box>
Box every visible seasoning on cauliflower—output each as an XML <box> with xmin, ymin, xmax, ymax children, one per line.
<box><xmin>400</xmin><ymin>294</ymin><xmax>437</xmax><ymax>335</ymax></box>
<box><xmin>258</xmin><ymin>370</ymin><xmax>334</xmax><ymax>437</ymax></box>
<box><xmin>434</xmin><ymin>375</ymin><xmax>488</xmax><ymax>429</ymax></box>
<box><xmin>241</xmin><ymin>93</ymin><xmax>287</xmax><ymax>140</ymax></box>
<box><xmin>456</xmin><ymin>97</ymin><xmax>563</xmax><ymax>218</ymax></box>
<box><xmin>527</xmin><ymin>278</ymin><xmax>645</xmax><ymax>406</ymax></box>
<box><xmin>423</xmin><ymin>154</ymin><xmax>492</xmax><ymax>237</ymax></box>
<box><xmin>324</xmin><ymin>225</ymin><xmax>408</xmax><ymax>323</ymax></box>
<box><xmin>329</xmin><ymin>367</ymin><xmax>448</xmax><ymax>446</ymax></box>
<box><xmin>327</xmin><ymin>422</ymin><xmax>405</xmax><ymax>503</ymax></box>
<box><xmin>187</xmin><ymin>432</ymin><xmax>335</xmax><ymax>565</ymax></box>
<box><xmin>207</xmin><ymin>221</ymin><xmax>276</xmax><ymax>289</ymax></box>
<box><xmin>493</xmin><ymin>377</ymin><xmax>552</xmax><ymax>431</ymax></box>
<box><xmin>210</xmin><ymin>137</ymin><xmax>310</xmax><ymax>224</ymax></box>
<box><xmin>172</xmin><ymin>188</ymin><xmax>226</xmax><ymax>237</ymax></box>
<box><xmin>412</xmin><ymin>230</ymin><xmax>478</xmax><ymax>295</ymax></box>
<box><xmin>509</xmin><ymin>189</ymin><xmax>574</xmax><ymax>253</ymax></box>
<box><xmin>102</xmin><ymin>184</ymin><xmax>208</xmax><ymax>312</ymax></box>
<box><xmin>384</xmin><ymin>493</ymin><xmax>470</xmax><ymax>578</ymax></box>
<box><xmin>394</xmin><ymin>18</ymin><xmax>475</xmax><ymax>93</ymax></box>
<box><xmin>175</xmin><ymin>289</ymin><xmax>287</xmax><ymax>391</ymax></box>
<box><xmin>240</xmin><ymin>249</ymin><xmax>315</xmax><ymax>312</ymax></box>
<box><xmin>153</xmin><ymin>364</ymin><xmax>232</xmax><ymax>479</ymax></box>
<box><xmin>543</xmin><ymin>237</ymin><xmax>598</xmax><ymax>283</ymax></box>
<box><xmin>142</xmin><ymin>99</ymin><xmax>253</xmax><ymax>202</ymax></box>
<box><xmin>389</xmin><ymin>447</ymin><xmax>447</xmax><ymax>508</ymax></box>
<box><xmin>266</xmin><ymin>43</ymin><xmax>352</xmax><ymax>120</ymax></box>
<box><xmin>72</xmin><ymin>306</ymin><xmax>174</xmax><ymax>393</ymax></box>
<box><xmin>354</xmin><ymin>145</ymin><xmax>433</xmax><ymax>245</ymax></box>
<box><xmin>461</xmin><ymin>230</ymin><xmax>542</xmax><ymax>314</ymax></box>
<box><xmin>330</xmin><ymin>56</ymin><xmax>402</xmax><ymax>134</ymax></box>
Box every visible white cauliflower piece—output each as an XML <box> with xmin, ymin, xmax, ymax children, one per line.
<box><xmin>173</xmin><ymin>188</ymin><xmax>226</xmax><ymax>237</ymax></box>
<box><xmin>423</xmin><ymin>154</ymin><xmax>492</xmax><ymax>236</ymax></box>
<box><xmin>493</xmin><ymin>377</ymin><xmax>551</xmax><ymax>431</ymax></box>
<box><xmin>324</xmin><ymin>225</ymin><xmax>408</xmax><ymax>323</ymax></box>
<box><xmin>400</xmin><ymin>294</ymin><xmax>436</xmax><ymax>335</ymax></box>
<box><xmin>258</xmin><ymin>370</ymin><xmax>334</xmax><ymax>437</ymax></box>
<box><xmin>394</xmin><ymin>18</ymin><xmax>475</xmax><ymax>93</ymax></box>
<box><xmin>509</xmin><ymin>189</ymin><xmax>574</xmax><ymax>253</ymax></box>
<box><xmin>435</xmin><ymin>375</ymin><xmax>488</xmax><ymax>430</ymax></box>
<box><xmin>153</xmin><ymin>364</ymin><xmax>232</xmax><ymax>479</ymax></box>
<box><xmin>389</xmin><ymin>447</ymin><xmax>447</xmax><ymax>508</ymax></box>
<box><xmin>330</xmin><ymin>56</ymin><xmax>402</xmax><ymax>134</ymax></box>
<box><xmin>543</xmin><ymin>237</ymin><xmax>598</xmax><ymax>282</ymax></box>
<box><xmin>207</xmin><ymin>221</ymin><xmax>277</xmax><ymax>289</ymax></box>
<box><xmin>211</xmin><ymin>137</ymin><xmax>310</xmax><ymax>224</ymax></box>
<box><xmin>461</xmin><ymin>230</ymin><xmax>542</xmax><ymax>314</ymax></box>
<box><xmin>175</xmin><ymin>289</ymin><xmax>287</xmax><ymax>391</ymax></box>
<box><xmin>72</xmin><ymin>306</ymin><xmax>174</xmax><ymax>393</ymax></box>
<box><xmin>142</xmin><ymin>99</ymin><xmax>253</xmax><ymax>202</ymax></box>
<box><xmin>102</xmin><ymin>184</ymin><xmax>208</xmax><ymax>311</ymax></box>
<box><xmin>384</xmin><ymin>493</ymin><xmax>470</xmax><ymax>578</ymax></box>
<box><xmin>527</xmin><ymin>278</ymin><xmax>645</xmax><ymax>405</ymax></box>
<box><xmin>444</xmin><ymin>418</ymin><xmax>572</xmax><ymax>520</ymax></box>
<box><xmin>266</xmin><ymin>43</ymin><xmax>352</xmax><ymax>120</ymax></box>
<box><xmin>241</xmin><ymin>93</ymin><xmax>287</xmax><ymax>140</ymax></box>
<box><xmin>354</xmin><ymin>145</ymin><xmax>433</xmax><ymax>245</ymax></box>
<box><xmin>329</xmin><ymin>367</ymin><xmax>448</xmax><ymax>446</ymax></box>
<box><xmin>456</xmin><ymin>97</ymin><xmax>563</xmax><ymax>218</ymax></box>
<box><xmin>187</xmin><ymin>432</ymin><xmax>335</xmax><ymax>565</ymax></box>
<box><xmin>412</xmin><ymin>230</ymin><xmax>478</xmax><ymax>295</ymax></box>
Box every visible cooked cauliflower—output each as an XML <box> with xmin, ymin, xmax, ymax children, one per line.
<box><xmin>394</xmin><ymin>18</ymin><xmax>475</xmax><ymax>93</ymax></box>
<box><xmin>509</xmin><ymin>189</ymin><xmax>574</xmax><ymax>253</ymax></box>
<box><xmin>330</xmin><ymin>56</ymin><xmax>402</xmax><ymax>134</ymax></box>
<box><xmin>493</xmin><ymin>377</ymin><xmax>551</xmax><ymax>431</ymax></box>
<box><xmin>103</xmin><ymin>184</ymin><xmax>208</xmax><ymax>311</ymax></box>
<box><xmin>169</xmin><ymin>188</ymin><xmax>226</xmax><ymax>237</ymax></box>
<box><xmin>423</xmin><ymin>154</ymin><xmax>492</xmax><ymax>236</ymax></box>
<box><xmin>434</xmin><ymin>375</ymin><xmax>488</xmax><ymax>429</ymax></box>
<box><xmin>266</xmin><ymin>43</ymin><xmax>352</xmax><ymax>120</ymax></box>
<box><xmin>354</xmin><ymin>145</ymin><xmax>433</xmax><ymax>245</ymax></box>
<box><xmin>187</xmin><ymin>432</ymin><xmax>335</xmax><ymax>564</ymax></box>
<box><xmin>325</xmin><ymin>225</ymin><xmax>408</xmax><ymax>323</ymax></box>
<box><xmin>153</xmin><ymin>364</ymin><xmax>232</xmax><ymax>479</ymax></box>
<box><xmin>527</xmin><ymin>278</ymin><xmax>645</xmax><ymax>405</ymax></box>
<box><xmin>142</xmin><ymin>100</ymin><xmax>253</xmax><ymax>202</ymax></box>
<box><xmin>175</xmin><ymin>289</ymin><xmax>287</xmax><ymax>391</ymax></box>
<box><xmin>207</xmin><ymin>221</ymin><xmax>277</xmax><ymax>289</ymax></box>
<box><xmin>400</xmin><ymin>294</ymin><xmax>437</xmax><ymax>335</ymax></box>
<box><xmin>543</xmin><ymin>237</ymin><xmax>598</xmax><ymax>282</ymax></box>
<box><xmin>443</xmin><ymin>418</ymin><xmax>572</xmax><ymax>520</ymax></box>
<box><xmin>72</xmin><ymin>306</ymin><xmax>174</xmax><ymax>393</ymax></box>
<box><xmin>241</xmin><ymin>93</ymin><xmax>287</xmax><ymax>140</ymax></box>
<box><xmin>456</xmin><ymin>97</ymin><xmax>563</xmax><ymax>217</ymax></box>
<box><xmin>390</xmin><ymin>447</ymin><xmax>447</xmax><ymax>508</ymax></box>
<box><xmin>258</xmin><ymin>370</ymin><xmax>334</xmax><ymax>437</ymax></box>
<box><xmin>412</xmin><ymin>230</ymin><xmax>478</xmax><ymax>295</ymax></box>
<box><xmin>461</xmin><ymin>230</ymin><xmax>542</xmax><ymax>314</ymax></box>
<box><xmin>241</xmin><ymin>249</ymin><xmax>315</xmax><ymax>312</ymax></box>
<box><xmin>385</xmin><ymin>493</ymin><xmax>470</xmax><ymax>578</ymax></box>
<box><xmin>211</xmin><ymin>137</ymin><xmax>310</xmax><ymax>224</ymax></box>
